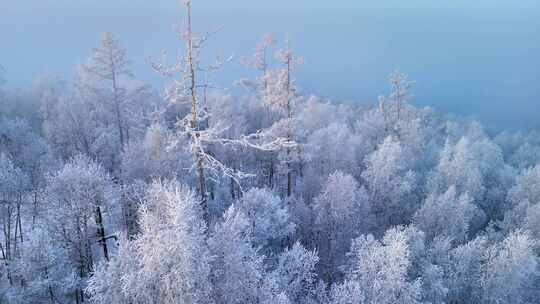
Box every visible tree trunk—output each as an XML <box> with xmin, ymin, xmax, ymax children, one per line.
<box><xmin>268</xmin><ymin>157</ymin><xmax>274</xmax><ymax>188</ymax></box>
<box><xmin>285</xmin><ymin>48</ymin><xmax>293</xmax><ymax>197</ymax></box>
<box><xmin>185</xmin><ymin>1</ymin><xmax>209</xmax><ymax>224</ymax></box>
<box><xmin>17</xmin><ymin>203</ymin><xmax>23</xmax><ymax>243</ymax></box>
<box><xmin>95</xmin><ymin>206</ymin><xmax>109</xmax><ymax>261</ymax></box>
<box><xmin>287</xmin><ymin>163</ymin><xmax>292</xmax><ymax>197</ymax></box>
<box><xmin>196</xmin><ymin>156</ymin><xmax>208</xmax><ymax>223</ymax></box>
<box><xmin>110</xmin><ymin>48</ymin><xmax>125</xmax><ymax>151</ymax></box>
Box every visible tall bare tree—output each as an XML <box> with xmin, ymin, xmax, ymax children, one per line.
<box><xmin>273</xmin><ymin>39</ymin><xmax>303</xmax><ymax>197</ymax></box>
<box><xmin>389</xmin><ymin>70</ymin><xmax>414</xmax><ymax>122</ymax></box>
<box><xmin>153</xmin><ymin>1</ymin><xmax>293</xmax><ymax>223</ymax></box>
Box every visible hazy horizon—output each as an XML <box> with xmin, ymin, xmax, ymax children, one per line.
<box><xmin>2</xmin><ymin>0</ymin><xmax>539</xmax><ymax>131</ymax></box>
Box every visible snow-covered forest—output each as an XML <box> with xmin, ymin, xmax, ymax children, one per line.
<box><xmin>2</xmin><ymin>1</ymin><xmax>540</xmax><ymax>303</ymax></box>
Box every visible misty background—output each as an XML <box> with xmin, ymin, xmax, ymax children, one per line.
<box><xmin>2</xmin><ymin>0</ymin><xmax>539</xmax><ymax>131</ymax></box>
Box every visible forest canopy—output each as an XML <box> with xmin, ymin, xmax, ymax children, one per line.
<box><xmin>2</xmin><ymin>1</ymin><xmax>540</xmax><ymax>304</ymax></box>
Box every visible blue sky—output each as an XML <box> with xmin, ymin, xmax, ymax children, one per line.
<box><xmin>2</xmin><ymin>0</ymin><xmax>539</xmax><ymax>130</ymax></box>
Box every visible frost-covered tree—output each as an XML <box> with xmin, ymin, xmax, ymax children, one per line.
<box><xmin>333</xmin><ymin>226</ymin><xmax>423</xmax><ymax>304</ymax></box>
<box><xmin>43</xmin><ymin>155</ymin><xmax>118</xmax><ymax>300</ymax></box>
<box><xmin>209</xmin><ymin>205</ymin><xmax>270</xmax><ymax>304</ymax></box>
<box><xmin>313</xmin><ymin>171</ymin><xmax>370</xmax><ymax>281</ymax></box>
<box><xmin>507</xmin><ymin>165</ymin><xmax>540</xmax><ymax>207</ymax></box>
<box><xmin>0</xmin><ymin>118</ymin><xmax>51</xmax><ymax>175</ymax></box>
<box><xmin>329</xmin><ymin>279</ymin><xmax>365</xmax><ymax>304</ymax></box>
<box><xmin>414</xmin><ymin>186</ymin><xmax>482</xmax><ymax>243</ymax></box>
<box><xmin>120</xmin><ymin>121</ymin><xmax>192</xmax><ymax>183</ymax></box>
<box><xmin>268</xmin><ymin>242</ymin><xmax>323</xmax><ymax>304</ymax></box>
<box><xmin>304</xmin><ymin>123</ymin><xmax>360</xmax><ymax>196</ymax></box>
<box><xmin>237</xmin><ymin>34</ymin><xmax>279</xmax><ymax>189</ymax></box>
<box><xmin>429</xmin><ymin>129</ymin><xmax>511</xmax><ymax>221</ymax></box>
<box><xmin>481</xmin><ymin>231</ymin><xmax>538</xmax><ymax>304</ymax></box>
<box><xmin>238</xmin><ymin>34</ymin><xmax>276</xmax><ymax>114</ymax></box>
<box><xmin>85</xmin><ymin>234</ymin><xmax>136</xmax><ymax>304</ymax></box>
<box><xmin>236</xmin><ymin>188</ymin><xmax>295</xmax><ymax>251</ymax></box>
<box><xmin>83</xmin><ymin>32</ymin><xmax>154</xmax><ymax>150</ymax></box>
<box><xmin>377</xmin><ymin>70</ymin><xmax>415</xmax><ymax>125</ymax></box>
<box><xmin>4</xmin><ymin>227</ymin><xmax>78</xmax><ymax>304</ymax></box>
<box><xmin>0</xmin><ymin>153</ymin><xmax>30</xmax><ymax>276</ymax></box>
<box><xmin>429</xmin><ymin>137</ymin><xmax>484</xmax><ymax>199</ymax></box>
<box><xmin>104</xmin><ymin>179</ymin><xmax>213</xmax><ymax>304</ymax></box>
<box><xmin>500</xmin><ymin>165</ymin><xmax>540</xmax><ymax>235</ymax></box>
<box><xmin>0</xmin><ymin>118</ymin><xmax>54</xmax><ymax>227</ymax></box>
<box><xmin>240</xmin><ymin>36</ymin><xmax>305</xmax><ymax>196</ymax></box>
<box><xmin>151</xmin><ymin>0</ymin><xmax>223</xmax><ymax>221</ymax></box>
<box><xmin>362</xmin><ymin>136</ymin><xmax>416</xmax><ymax>229</ymax></box>
<box><xmin>272</xmin><ymin>40</ymin><xmax>304</xmax><ymax>197</ymax></box>
<box><xmin>389</xmin><ymin>70</ymin><xmax>415</xmax><ymax>122</ymax></box>
<box><xmin>420</xmin><ymin>264</ymin><xmax>447</xmax><ymax>304</ymax></box>
<box><xmin>40</xmin><ymin>77</ymin><xmax>102</xmax><ymax>160</ymax></box>
<box><xmin>40</xmin><ymin>37</ymin><xmax>157</xmax><ymax>174</ymax></box>
<box><xmin>444</xmin><ymin>236</ymin><xmax>487</xmax><ymax>304</ymax></box>
<box><xmin>152</xmin><ymin>1</ymin><xmax>293</xmax><ymax>223</ymax></box>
